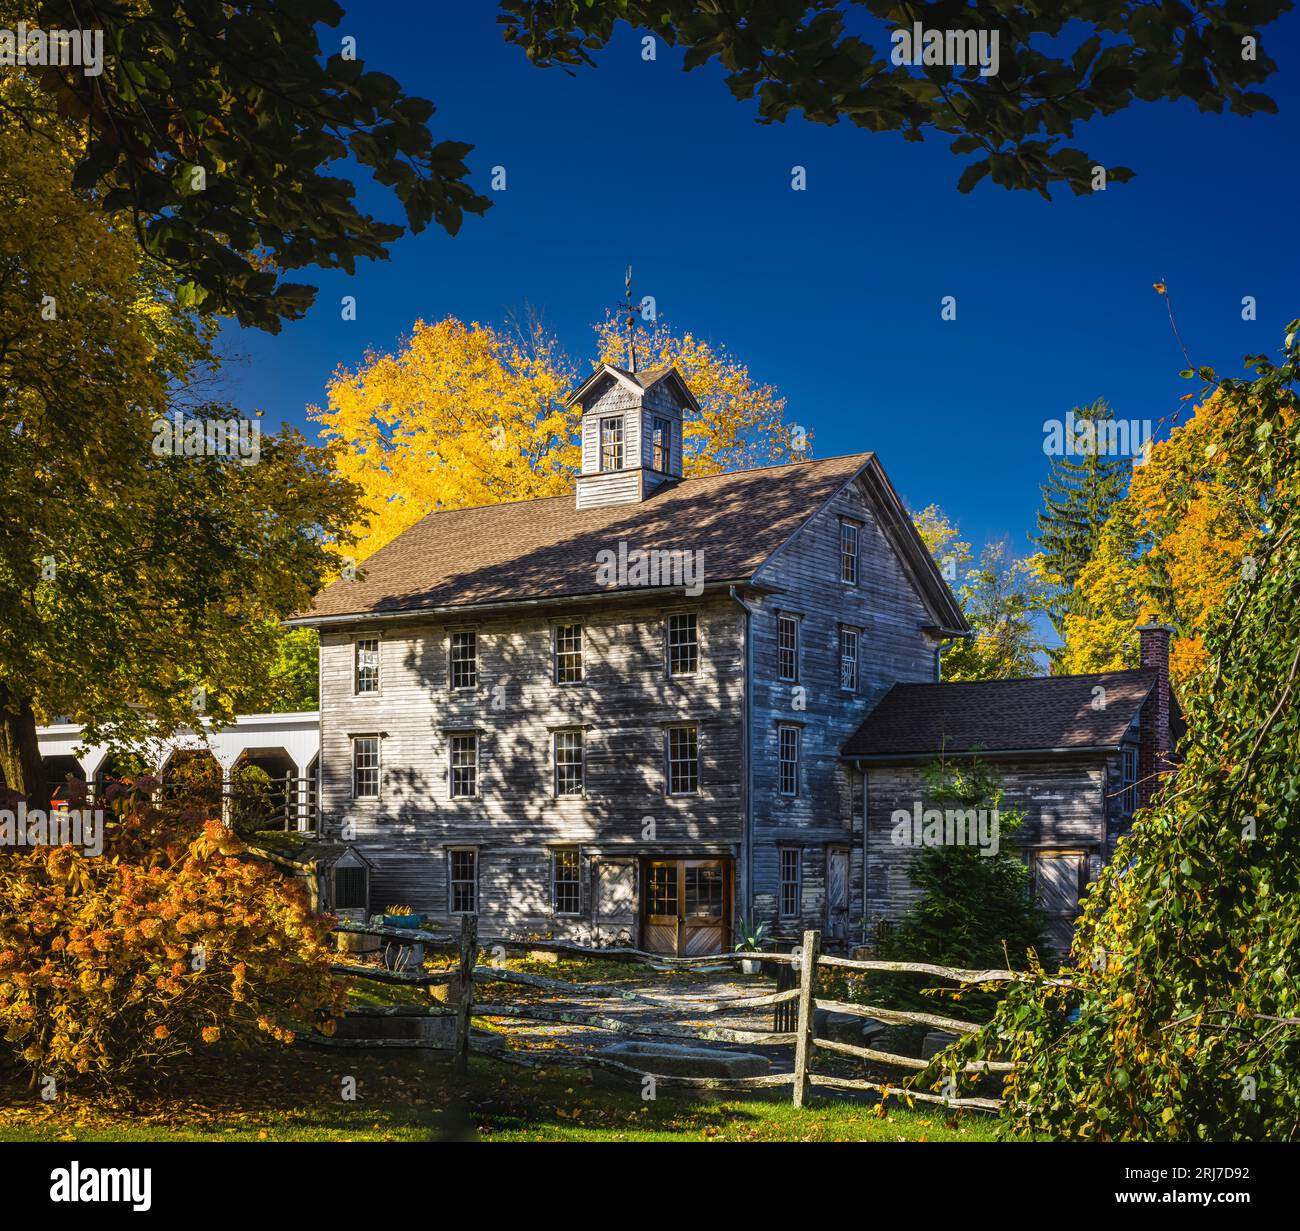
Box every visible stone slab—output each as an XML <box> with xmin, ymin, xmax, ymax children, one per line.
<box><xmin>596</xmin><ymin>1041</ymin><xmax>771</xmax><ymax>1078</ymax></box>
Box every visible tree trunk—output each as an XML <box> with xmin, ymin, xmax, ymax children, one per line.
<box><xmin>0</xmin><ymin>683</ymin><xmax>45</xmax><ymax>806</ymax></box>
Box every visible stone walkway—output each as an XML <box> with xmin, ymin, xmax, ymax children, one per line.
<box><xmin>475</xmin><ymin>964</ymin><xmax>799</xmax><ymax>1076</ymax></box>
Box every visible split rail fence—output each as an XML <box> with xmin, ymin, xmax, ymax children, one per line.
<box><xmin>323</xmin><ymin>917</ymin><xmax>1027</xmax><ymax>1110</ymax></box>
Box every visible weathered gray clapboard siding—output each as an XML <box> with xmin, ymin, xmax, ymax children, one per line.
<box><xmin>863</xmin><ymin>758</ymin><xmax>1108</xmax><ymax>922</ymax></box>
<box><xmin>746</xmin><ymin>472</ymin><xmax>940</xmax><ymax>941</ymax></box>
<box><xmin>576</xmin><ymin>376</ymin><xmax>683</xmax><ymax>507</ymax></box>
<box><xmin>1104</xmin><ymin>738</ymin><xmax>1136</xmax><ymax>858</ymax></box>
<box><xmin>318</xmin><ymin>593</ymin><xmax>745</xmax><ymax>937</ymax></box>
<box><xmin>578</xmin><ymin>381</ymin><xmax>642</xmax><ymax>472</ymax></box>
<box><xmin>639</xmin><ymin>381</ymin><xmax>684</xmax><ymax>475</ymax></box>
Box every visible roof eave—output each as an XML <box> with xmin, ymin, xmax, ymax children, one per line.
<box><xmin>286</xmin><ymin>577</ymin><xmax>770</xmax><ymax>629</ymax></box>
<box><xmin>842</xmin><ymin>743</ymin><xmax>1125</xmax><ymax>764</ymax></box>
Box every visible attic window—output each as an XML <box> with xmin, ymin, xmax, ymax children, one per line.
<box><xmin>652</xmin><ymin>417</ymin><xmax>671</xmax><ymax>471</ymax></box>
<box><xmin>840</xmin><ymin>519</ymin><xmax>860</xmax><ymax>585</ymax></box>
<box><xmin>600</xmin><ymin>416</ymin><xmax>624</xmax><ymax>471</ymax></box>
<box><xmin>1121</xmin><ymin>746</ymin><xmax>1138</xmax><ymax>815</ymax></box>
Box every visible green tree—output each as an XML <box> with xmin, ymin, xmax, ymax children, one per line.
<box><xmin>269</xmin><ymin>629</ymin><xmax>322</xmax><ymax>713</ymax></box>
<box><xmin>0</xmin><ymin>69</ymin><xmax>362</xmax><ymax>800</ymax></box>
<box><xmin>10</xmin><ymin>0</ymin><xmax>488</xmax><ymax>331</ymax></box>
<box><xmin>1033</xmin><ymin>398</ymin><xmax>1131</xmax><ymax>653</ymax></box>
<box><xmin>947</xmin><ymin>320</ymin><xmax>1300</xmax><ymax>1140</ymax></box>
<box><xmin>943</xmin><ymin>540</ymin><xmax>1046</xmax><ymax>681</ymax></box>
<box><xmin>500</xmin><ymin>0</ymin><xmax>1286</xmax><ymax>197</ymax></box>
<box><xmin>871</xmin><ymin>759</ymin><xmax>1052</xmax><ymax>1023</ymax></box>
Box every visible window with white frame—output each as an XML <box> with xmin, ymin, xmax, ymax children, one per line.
<box><xmin>552</xmin><ymin>847</ymin><xmax>581</xmax><ymax>915</ymax></box>
<box><xmin>355</xmin><ymin>638</ymin><xmax>379</xmax><ymax>694</ymax></box>
<box><xmin>449</xmin><ymin>848</ymin><xmax>477</xmax><ymax>913</ymax></box>
<box><xmin>600</xmin><ymin>416</ymin><xmax>623</xmax><ymax>471</ymax></box>
<box><xmin>666</xmin><ymin>613</ymin><xmax>698</xmax><ymax>677</ymax></box>
<box><xmin>840</xmin><ymin>519</ymin><xmax>860</xmax><ymax>585</ymax></box>
<box><xmin>777</xmin><ymin>614</ymin><xmax>799</xmax><ymax>682</ymax></box>
<box><xmin>778</xmin><ymin>725</ymin><xmax>800</xmax><ymax>796</ymax></box>
<box><xmin>554</xmin><ymin>729</ymin><xmax>584</xmax><ymax>796</ymax></box>
<box><xmin>839</xmin><ymin>626</ymin><xmax>859</xmax><ymax>692</ymax></box>
<box><xmin>666</xmin><ymin>725</ymin><xmax>699</xmax><ymax>795</ymax></box>
<box><xmin>554</xmin><ymin>623</ymin><xmax>583</xmax><ymax>684</ymax></box>
<box><xmin>449</xmin><ymin>630</ymin><xmax>477</xmax><ymax>689</ymax></box>
<box><xmin>352</xmin><ymin>736</ymin><xmax>379</xmax><ymax>799</ymax></box>
<box><xmin>651</xmin><ymin>416</ymin><xmax>671</xmax><ymax>471</ymax></box>
<box><xmin>449</xmin><ymin>733</ymin><xmax>478</xmax><ymax>798</ymax></box>
<box><xmin>1121</xmin><ymin>745</ymin><xmax>1138</xmax><ymax>814</ymax></box>
<box><xmin>779</xmin><ymin>848</ymin><xmax>801</xmax><ymax>919</ymax></box>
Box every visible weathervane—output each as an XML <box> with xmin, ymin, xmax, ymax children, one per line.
<box><xmin>623</xmin><ymin>265</ymin><xmax>637</xmax><ymax>374</ymax></box>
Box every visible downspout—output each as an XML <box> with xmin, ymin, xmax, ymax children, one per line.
<box><xmin>729</xmin><ymin>586</ymin><xmax>755</xmax><ymax>929</ymax></box>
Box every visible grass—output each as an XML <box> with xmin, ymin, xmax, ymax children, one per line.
<box><xmin>0</xmin><ymin>953</ymin><xmax>1020</xmax><ymax>1142</ymax></box>
<box><xmin>0</xmin><ymin>1046</ymin><xmax>1009</xmax><ymax>1142</ymax></box>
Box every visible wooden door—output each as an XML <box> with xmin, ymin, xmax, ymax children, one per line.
<box><xmin>1032</xmin><ymin>850</ymin><xmax>1088</xmax><ymax>957</ymax></box>
<box><xmin>641</xmin><ymin>859</ymin><xmax>731</xmax><ymax>956</ymax></box>
<box><xmin>595</xmin><ymin>859</ymin><xmax>636</xmax><ymax>945</ymax></box>
<box><xmin>825</xmin><ymin>847</ymin><xmax>849</xmax><ymax>942</ymax></box>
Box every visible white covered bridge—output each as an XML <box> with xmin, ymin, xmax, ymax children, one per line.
<box><xmin>35</xmin><ymin>711</ymin><xmax>321</xmax><ymax>831</ymax></box>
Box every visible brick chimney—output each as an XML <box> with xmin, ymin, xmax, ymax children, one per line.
<box><xmin>1136</xmin><ymin>623</ymin><xmax>1173</xmax><ymax>806</ymax></box>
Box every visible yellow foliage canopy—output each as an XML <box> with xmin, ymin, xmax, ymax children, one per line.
<box><xmin>1059</xmin><ymin>389</ymin><xmax>1284</xmax><ymax>684</ymax></box>
<box><xmin>313</xmin><ymin>315</ymin><xmax>805</xmax><ymax>562</ymax></box>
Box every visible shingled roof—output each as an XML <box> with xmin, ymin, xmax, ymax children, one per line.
<box><xmin>842</xmin><ymin>670</ymin><xmax>1157</xmax><ymax>761</ymax></box>
<box><xmin>295</xmin><ymin>452</ymin><xmax>961</xmax><ymax>624</ymax></box>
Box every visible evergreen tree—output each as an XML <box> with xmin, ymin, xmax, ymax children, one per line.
<box><xmin>870</xmin><ymin>759</ymin><xmax>1053</xmax><ymax>1023</ymax></box>
<box><xmin>1033</xmin><ymin>398</ymin><xmax>1130</xmax><ymax>653</ymax></box>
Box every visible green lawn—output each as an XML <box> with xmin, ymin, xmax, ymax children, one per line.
<box><xmin>0</xmin><ymin>1047</ymin><xmax>1008</xmax><ymax>1143</ymax></box>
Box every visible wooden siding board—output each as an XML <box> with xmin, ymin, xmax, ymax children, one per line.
<box><xmin>863</xmin><ymin>759</ymin><xmax>1108</xmax><ymax>924</ymax></box>
<box><xmin>746</xmin><ymin>475</ymin><xmax>940</xmax><ymax>941</ymax></box>
<box><xmin>319</xmin><ymin>596</ymin><xmax>744</xmax><ymax>938</ymax></box>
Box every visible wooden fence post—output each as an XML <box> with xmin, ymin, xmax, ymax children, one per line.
<box><xmin>792</xmin><ymin>928</ymin><xmax>821</xmax><ymax>1109</ymax></box>
<box><xmin>454</xmin><ymin>912</ymin><xmax>477</xmax><ymax>1074</ymax></box>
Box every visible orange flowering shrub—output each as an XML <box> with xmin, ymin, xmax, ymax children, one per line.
<box><xmin>0</xmin><ymin>781</ymin><xmax>344</xmax><ymax>1088</ymax></box>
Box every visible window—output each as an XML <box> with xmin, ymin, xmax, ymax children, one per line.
<box><xmin>839</xmin><ymin>626</ymin><xmax>859</xmax><ymax>692</ymax></box>
<box><xmin>554</xmin><ymin>623</ymin><xmax>583</xmax><ymax>684</ymax></box>
<box><xmin>449</xmin><ymin>849</ymin><xmax>477</xmax><ymax>913</ymax></box>
<box><xmin>779</xmin><ymin>849</ymin><xmax>801</xmax><ymax>919</ymax></box>
<box><xmin>352</xmin><ymin>736</ymin><xmax>379</xmax><ymax>800</ymax></box>
<box><xmin>651</xmin><ymin>416</ymin><xmax>671</xmax><ymax>471</ymax></box>
<box><xmin>554</xmin><ymin>729</ymin><xmax>584</xmax><ymax>796</ymax></box>
<box><xmin>449</xmin><ymin>733</ymin><xmax>478</xmax><ymax>798</ymax></box>
<box><xmin>355</xmin><ymin>638</ymin><xmax>379</xmax><ymax>694</ymax></box>
<box><xmin>840</xmin><ymin>519</ymin><xmax>860</xmax><ymax>585</ymax></box>
<box><xmin>666</xmin><ymin>725</ymin><xmax>699</xmax><ymax>795</ymax></box>
<box><xmin>1121</xmin><ymin>745</ymin><xmax>1138</xmax><ymax>814</ymax></box>
<box><xmin>666</xmin><ymin>613</ymin><xmax>698</xmax><ymax>677</ymax></box>
<box><xmin>778</xmin><ymin>725</ymin><xmax>800</xmax><ymax>796</ymax></box>
<box><xmin>685</xmin><ymin>865</ymin><xmax>724</xmax><ymax>918</ymax></box>
<box><xmin>600</xmin><ymin>416</ymin><xmax>624</xmax><ymax>471</ymax></box>
<box><xmin>449</xmin><ymin>630</ymin><xmax>477</xmax><ymax>689</ymax></box>
<box><xmin>648</xmin><ymin>863</ymin><xmax>677</xmax><ymax>916</ymax></box>
<box><xmin>552</xmin><ymin>848</ymin><xmax>581</xmax><ymax>916</ymax></box>
<box><xmin>334</xmin><ymin>865</ymin><xmax>368</xmax><ymax>910</ymax></box>
<box><xmin>777</xmin><ymin>614</ymin><xmax>799</xmax><ymax>683</ymax></box>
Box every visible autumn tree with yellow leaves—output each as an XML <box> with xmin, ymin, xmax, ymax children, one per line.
<box><xmin>1057</xmin><ymin>387</ymin><xmax>1274</xmax><ymax>684</ymax></box>
<box><xmin>314</xmin><ymin>314</ymin><xmax>805</xmax><ymax>561</ymax></box>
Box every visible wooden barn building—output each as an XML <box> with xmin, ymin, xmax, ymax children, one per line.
<box><xmin>291</xmin><ymin>362</ymin><xmax>1176</xmax><ymax>956</ymax></box>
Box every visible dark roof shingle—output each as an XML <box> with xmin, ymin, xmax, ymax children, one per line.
<box><xmin>299</xmin><ymin>453</ymin><xmax>874</xmax><ymax>621</ymax></box>
<box><xmin>842</xmin><ymin>671</ymin><xmax>1157</xmax><ymax>759</ymax></box>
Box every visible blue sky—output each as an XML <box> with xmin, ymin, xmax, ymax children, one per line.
<box><xmin>219</xmin><ymin>4</ymin><xmax>1300</xmax><ymax>563</ymax></box>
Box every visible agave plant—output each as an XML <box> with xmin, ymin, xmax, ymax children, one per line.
<box><xmin>733</xmin><ymin>917</ymin><xmax>769</xmax><ymax>953</ymax></box>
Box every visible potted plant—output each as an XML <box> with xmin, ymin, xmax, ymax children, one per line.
<box><xmin>378</xmin><ymin>905</ymin><xmax>425</xmax><ymax>971</ymax></box>
<box><xmin>380</xmin><ymin>904</ymin><xmax>422</xmax><ymax>930</ymax></box>
<box><xmin>733</xmin><ymin>918</ymin><xmax>769</xmax><ymax>974</ymax></box>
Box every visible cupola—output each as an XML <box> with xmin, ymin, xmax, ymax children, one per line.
<box><xmin>569</xmin><ymin>363</ymin><xmax>699</xmax><ymax>509</ymax></box>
